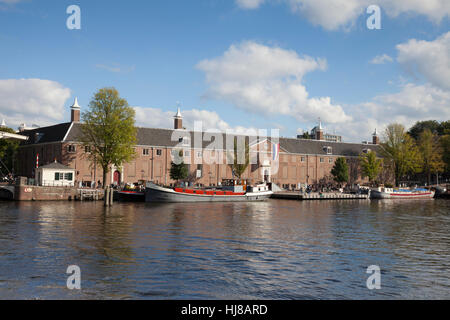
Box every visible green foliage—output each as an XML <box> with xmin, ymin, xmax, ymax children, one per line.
<box><xmin>227</xmin><ymin>137</ymin><xmax>250</xmax><ymax>179</ymax></box>
<box><xmin>442</xmin><ymin>132</ymin><xmax>450</xmax><ymax>173</ymax></box>
<box><xmin>0</xmin><ymin>127</ymin><xmax>20</xmax><ymax>174</ymax></box>
<box><xmin>331</xmin><ymin>157</ymin><xmax>349</xmax><ymax>184</ymax></box>
<box><xmin>80</xmin><ymin>87</ymin><xmax>137</xmax><ymax>187</ymax></box>
<box><xmin>417</xmin><ymin>129</ymin><xmax>445</xmax><ymax>184</ymax></box>
<box><xmin>170</xmin><ymin>159</ymin><xmax>189</xmax><ymax>183</ymax></box>
<box><xmin>359</xmin><ymin>151</ymin><xmax>383</xmax><ymax>183</ymax></box>
<box><xmin>380</xmin><ymin>123</ymin><xmax>422</xmax><ymax>187</ymax></box>
<box><xmin>408</xmin><ymin>120</ymin><xmax>440</xmax><ymax>140</ymax></box>
<box><xmin>300</xmin><ymin>132</ymin><xmax>312</xmax><ymax>139</ymax></box>
<box><xmin>408</xmin><ymin>120</ymin><xmax>450</xmax><ymax>139</ymax></box>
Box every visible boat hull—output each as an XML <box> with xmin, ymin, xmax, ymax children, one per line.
<box><xmin>118</xmin><ymin>191</ymin><xmax>145</xmax><ymax>202</ymax></box>
<box><xmin>370</xmin><ymin>190</ymin><xmax>435</xmax><ymax>199</ymax></box>
<box><xmin>145</xmin><ymin>183</ymin><xmax>272</xmax><ymax>203</ymax></box>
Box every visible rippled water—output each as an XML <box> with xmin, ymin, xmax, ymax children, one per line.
<box><xmin>0</xmin><ymin>199</ymin><xmax>449</xmax><ymax>300</ymax></box>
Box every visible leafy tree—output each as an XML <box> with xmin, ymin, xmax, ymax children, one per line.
<box><xmin>331</xmin><ymin>157</ymin><xmax>349</xmax><ymax>185</ymax></box>
<box><xmin>359</xmin><ymin>151</ymin><xmax>383</xmax><ymax>185</ymax></box>
<box><xmin>80</xmin><ymin>87</ymin><xmax>137</xmax><ymax>188</ymax></box>
<box><xmin>228</xmin><ymin>136</ymin><xmax>250</xmax><ymax>179</ymax></box>
<box><xmin>441</xmin><ymin>130</ymin><xmax>450</xmax><ymax>173</ymax></box>
<box><xmin>439</xmin><ymin>121</ymin><xmax>450</xmax><ymax>136</ymax></box>
<box><xmin>417</xmin><ymin>129</ymin><xmax>445</xmax><ymax>185</ymax></box>
<box><xmin>0</xmin><ymin>127</ymin><xmax>20</xmax><ymax>176</ymax></box>
<box><xmin>408</xmin><ymin>120</ymin><xmax>440</xmax><ymax>140</ymax></box>
<box><xmin>170</xmin><ymin>150</ymin><xmax>189</xmax><ymax>184</ymax></box>
<box><xmin>170</xmin><ymin>162</ymin><xmax>189</xmax><ymax>184</ymax></box>
<box><xmin>300</xmin><ymin>132</ymin><xmax>312</xmax><ymax>139</ymax></box>
<box><xmin>380</xmin><ymin>123</ymin><xmax>422</xmax><ymax>187</ymax></box>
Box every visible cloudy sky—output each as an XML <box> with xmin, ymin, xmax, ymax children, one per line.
<box><xmin>0</xmin><ymin>0</ymin><xmax>449</xmax><ymax>142</ymax></box>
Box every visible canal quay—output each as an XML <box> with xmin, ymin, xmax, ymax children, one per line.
<box><xmin>0</xmin><ymin>199</ymin><xmax>449</xmax><ymax>300</ymax></box>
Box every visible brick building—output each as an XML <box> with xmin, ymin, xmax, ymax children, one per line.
<box><xmin>17</xmin><ymin>99</ymin><xmax>381</xmax><ymax>188</ymax></box>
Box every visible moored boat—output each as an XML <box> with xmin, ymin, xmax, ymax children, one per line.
<box><xmin>370</xmin><ymin>187</ymin><xmax>435</xmax><ymax>199</ymax></box>
<box><xmin>145</xmin><ymin>180</ymin><xmax>273</xmax><ymax>203</ymax></box>
<box><xmin>118</xmin><ymin>184</ymin><xmax>145</xmax><ymax>202</ymax></box>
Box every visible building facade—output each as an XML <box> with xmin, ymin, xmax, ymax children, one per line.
<box><xmin>17</xmin><ymin>100</ymin><xmax>381</xmax><ymax>189</ymax></box>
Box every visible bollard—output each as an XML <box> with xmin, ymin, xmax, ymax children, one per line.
<box><xmin>110</xmin><ymin>186</ymin><xmax>114</xmax><ymax>205</ymax></box>
<box><xmin>104</xmin><ymin>187</ymin><xmax>110</xmax><ymax>206</ymax></box>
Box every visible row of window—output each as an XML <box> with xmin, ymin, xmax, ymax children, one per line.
<box><xmin>69</xmin><ymin>144</ymin><xmax>335</xmax><ymax>162</ymax></box>
<box><xmin>54</xmin><ymin>172</ymin><xmax>73</xmax><ymax>181</ymax></box>
<box><xmin>295</xmin><ymin>157</ymin><xmax>334</xmax><ymax>163</ymax></box>
<box><xmin>68</xmin><ymin>145</ymin><xmax>163</xmax><ymax>157</ymax></box>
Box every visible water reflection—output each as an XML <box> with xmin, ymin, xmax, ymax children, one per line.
<box><xmin>0</xmin><ymin>199</ymin><xmax>449</xmax><ymax>299</ymax></box>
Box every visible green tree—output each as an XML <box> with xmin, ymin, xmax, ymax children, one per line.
<box><xmin>170</xmin><ymin>150</ymin><xmax>189</xmax><ymax>184</ymax></box>
<box><xmin>359</xmin><ymin>151</ymin><xmax>383</xmax><ymax>185</ymax></box>
<box><xmin>380</xmin><ymin>123</ymin><xmax>422</xmax><ymax>187</ymax></box>
<box><xmin>418</xmin><ymin>129</ymin><xmax>445</xmax><ymax>185</ymax></box>
<box><xmin>0</xmin><ymin>127</ymin><xmax>20</xmax><ymax>176</ymax></box>
<box><xmin>438</xmin><ymin>121</ymin><xmax>450</xmax><ymax>136</ymax></box>
<box><xmin>80</xmin><ymin>87</ymin><xmax>137</xmax><ymax>188</ymax></box>
<box><xmin>228</xmin><ymin>136</ymin><xmax>250</xmax><ymax>179</ymax></box>
<box><xmin>300</xmin><ymin>132</ymin><xmax>312</xmax><ymax>139</ymax></box>
<box><xmin>331</xmin><ymin>157</ymin><xmax>349</xmax><ymax>185</ymax></box>
<box><xmin>169</xmin><ymin>161</ymin><xmax>189</xmax><ymax>184</ymax></box>
<box><xmin>408</xmin><ymin>120</ymin><xmax>440</xmax><ymax>140</ymax></box>
<box><xmin>442</xmin><ymin>130</ymin><xmax>450</xmax><ymax>173</ymax></box>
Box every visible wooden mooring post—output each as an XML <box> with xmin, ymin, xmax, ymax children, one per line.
<box><xmin>104</xmin><ymin>186</ymin><xmax>114</xmax><ymax>206</ymax></box>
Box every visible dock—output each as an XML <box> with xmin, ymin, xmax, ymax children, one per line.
<box><xmin>77</xmin><ymin>189</ymin><xmax>103</xmax><ymax>201</ymax></box>
<box><xmin>272</xmin><ymin>192</ymin><xmax>369</xmax><ymax>200</ymax></box>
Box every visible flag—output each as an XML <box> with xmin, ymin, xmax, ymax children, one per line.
<box><xmin>272</xmin><ymin>143</ymin><xmax>280</xmax><ymax>161</ymax></box>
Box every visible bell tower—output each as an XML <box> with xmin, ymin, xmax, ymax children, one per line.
<box><xmin>372</xmin><ymin>128</ymin><xmax>380</xmax><ymax>145</ymax></box>
<box><xmin>315</xmin><ymin>118</ymin><xmax>324</xmax><ymax>141</ymax></box>
<box><xmin>174</xmin><ymin>107</ymin><xmax>183</xmax><ymax>130</ymax></box>
<box><xmin>70</xmin><ymin>97</ymin><xmax>81</xmax><ymax>123</ymax></box>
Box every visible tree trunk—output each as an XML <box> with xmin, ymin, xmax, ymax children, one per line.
<box><xmin>103</xmin><ymin>166</ymin><xmax>109</xmax><ymax>189</ymax></box>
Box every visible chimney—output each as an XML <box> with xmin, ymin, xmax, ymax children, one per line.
<box><xmin>372</xmin><ymin>128</ymin><xmax>380</xmax><ymax>145</ymax></box>
<box><xmin>70</xmin><ymin>97</ymin><xmax>81</xmax><ymax>123</ymax></box>
<box><xmin>174</xmin><ymin>107</ymin><xmax>183</xmax><ymax>130</ymax></box>
<box><xmin>315</xmin><ymin>118</ymin><xmax>324</xmax><ymax>141</ymax></box>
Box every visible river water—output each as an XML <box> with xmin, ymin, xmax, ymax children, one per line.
<box><xmin>0</xmin><ymin>199</ymin><xmax>449</xmax><ymax>300</ymax></box>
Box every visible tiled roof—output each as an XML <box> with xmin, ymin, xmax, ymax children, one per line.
<box><xmin>277</xmin><ymin>137</ymin><xmax>380</xmax><ymax>156</ymax></box>
<box><xmin>40</xmin><ymin>161</ymin><xmax>73</xmax><ymax>170</ymax></box>
<box><xmin>19</xmin><ymin>123</ymin><xmax>72</xmax><ymax>145</ymax></box>
<box><xmin>24</xmin><ymin>122</ymin><xmax>381</xmax><ymax>157</ymax></box>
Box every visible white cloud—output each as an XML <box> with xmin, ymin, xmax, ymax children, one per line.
<box><xmin>237</xmin><ymin>0</ymin><xmax>450</xmax><ymax>30</ymax></box>
<box><xmin>0</xmin><ymin>79</ymin><xmax>71</xmax><ymax>129</ymax></box>
<box><xmin>236</xmin><ymin>0</ymin><xmax>265</xmax><ymax>10</ymax></box>
<box><xmin>288</xmin><ymin>0</ymin><xmax>366</xmax><ymax>31</ymax></box>
<box><xmin>397</xmin><ymin>31</ymin><xmax>450</xmax><ymax>90</ymax></box>
<box><xmin>197</xmin><ymin>41</ymin><xmax>351</xmax><ymax>124</ymax></box>
<box><xmin>343</xmin><ymin>83</ymin><xmax>450</xmax><ymax>142</ymax></box>
<box><xmin>370</xmin><ymin>54</ymin><xmax>393</xmax><ymax>64</ymax></box>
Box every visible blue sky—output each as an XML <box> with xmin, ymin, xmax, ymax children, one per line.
<box><xmin>0</xmin><ymin>0</ymin><xmax>449</xmax><ymax>142</ymax></box>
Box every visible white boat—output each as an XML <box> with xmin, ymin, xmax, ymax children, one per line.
<box><xmin>145</xmin><ymin>181</ymin><xmax>273</xmax><ymax>203</ymax></box>
<box><xmin>370</xmin><ymin>187</ymin><xmax>435</xmax><ymax>199</ymax></box>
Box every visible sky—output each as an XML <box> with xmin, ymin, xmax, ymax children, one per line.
<box><xmin>0</xmin><ymin>0</ymin><xmax>449</xmax><ymax>142</ymax></box>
